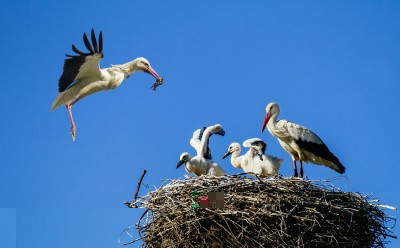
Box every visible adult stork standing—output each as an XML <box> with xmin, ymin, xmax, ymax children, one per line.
<box><xmin>177</xmin><ymin>124</ymin><xmax>227</xmax><ymax>177</ymax></box>
<box><xmin>50</xmin><ymin>29</ymin><xmax>163</xmax><ymax>141</ymax></box>
<box><xmin>261</xmin><ymin>102</ymin><xmax>345</xmax><ymax>178</ymax></box>
<box><xmin>223</xmin><ymin>138</ymin><xmax>283</xmax><ymax>177</ymax></box>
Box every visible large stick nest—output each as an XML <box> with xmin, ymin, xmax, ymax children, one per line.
<box><xmin>122</xmin><ymin>174</ymin><xmax>396</xmax><ymax>247</ymax></box>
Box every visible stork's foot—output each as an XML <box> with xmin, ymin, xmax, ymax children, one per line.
<box><xmin>70</xmin><ymin>125</ymin><xmax>76</xmax><ymax>142</ymax></box>
<box><xmin>293</xmin><ymin>169</ymin><xmax>299</xmax><ymax>178</ymax></box>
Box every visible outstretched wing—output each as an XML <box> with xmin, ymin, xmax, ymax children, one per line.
<box><xmin>190</xmin><ymin>127</ymin><xmax>205</xmax><ymax>155</ymax></box>
<box><xmin>243</xmin><ymin>138</ymin><xmax>266</xmax><ymax>154</ymax></box>
<box><xmin>199</xmin><ymin>124</ymin><xmax>225</xmax><ymax>160</ymax></box>
<box><xmin>190</xmin><ymin>127</ymin><xmax>213</xmax><ymax>159</ymax></box>
<box><xmin>58</xmin><ymin>29</ymin><xmax>104</xmax><ymax>93</ymax></box>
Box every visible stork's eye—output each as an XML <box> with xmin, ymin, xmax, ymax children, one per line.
<box><xmin>143</xmin><ymin>62</ymin><xmax>149</xmax><ymax>67</ymax></box>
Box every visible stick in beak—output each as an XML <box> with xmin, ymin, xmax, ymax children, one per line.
<box><xmin>146</xmin><ymin>66</ymin><xmax>164</xmax><ymax>91</ymax></box>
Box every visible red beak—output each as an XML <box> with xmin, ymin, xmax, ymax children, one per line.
<box><xmin>261</xmin><ymin>112</ymin><xmax>271</xmax><ymax>132</ymax></box>
<box><xmin>146</xmin><ymin>66</ymin><xmax>161</xmax><ymax>80</ymax></box>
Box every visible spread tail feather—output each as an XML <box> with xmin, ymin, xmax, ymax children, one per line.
<box><xmin>50</xmin><ymin>88</ymin><xmax>78</xmax><ymax>111</ymax></box>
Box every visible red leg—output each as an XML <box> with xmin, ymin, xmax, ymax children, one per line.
<box><xmin>299</xmin><ymin>160</ymin><xmax>304</xmax><ymax>178</ymax></box>
<box><xmin>65</xmin><ymin>98</ymin><xmax>80</xmax><ymax>141</ymax></box>
<box><xmin>293</xmin><ymin>159</ymin><xmax>298</xmax><ymax>177</ymax></box>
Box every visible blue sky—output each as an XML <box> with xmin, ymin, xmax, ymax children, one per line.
<box><xmin>1</xmin><ymin>0</ymin><xmax>399</xmax><ymax>247</ymax></box>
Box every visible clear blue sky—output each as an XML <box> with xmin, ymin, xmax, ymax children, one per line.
<box><xmin>1</xmin><ymin>1</ymin><xmax>399</xmax><ymax>247</ymax></box>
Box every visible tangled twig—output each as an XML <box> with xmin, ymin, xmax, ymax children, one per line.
<box><xmin>121</xmin><ymin>174</ymin><xmax>397</xmax><ymax>247</ymax></box>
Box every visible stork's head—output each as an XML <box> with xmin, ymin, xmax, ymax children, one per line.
<box><xmin>135</xmin><ymin>57</ymin><xmax>163</xmax><ymax>90</ymax></box>
<box><xmin>262</xmin><ymin>102</ymin><xmax>280</xmax><ymax>132</ymax></box>
<box><xmin>177</xmin><ymin>152</ymin><xmax>191</xmax><ymax>169</ymax></box>
<box><xmin>222</xmin><ymin>143</ymin><xmax>241</xmax><ymax>159</ymax></box>
<box><xmin>135</xmin><ymin>57</ymin><xmax>162</xmax><ymax>79</ymax></box>
<box><xmin>212</xmin><ymin>124</ymin><xmax>225</xmax><ymax>136</ymax></box>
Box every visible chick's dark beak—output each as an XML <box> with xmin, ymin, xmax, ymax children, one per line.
<box><xmin>176</xmin><ymin>160</ymin><xmax>185</xmax><ymax>169</ymax></box>
<box><xmin>222</xmin><ymin>150</ymin><xmax>232</xmax><ymax>159</ymax></box>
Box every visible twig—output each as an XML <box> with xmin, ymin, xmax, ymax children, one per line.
<box><xmin>125</xmin><ymin>170</ymin><xmax>147</xmax><ymax>208</ymax></box>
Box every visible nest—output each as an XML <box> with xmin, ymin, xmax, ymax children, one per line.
<box><xmin>121</xmin><ymin>174</ymin><xmax>397</xmax><ymax>247</ymax></box>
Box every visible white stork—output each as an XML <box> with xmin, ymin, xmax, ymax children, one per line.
<box><xmin>223</xmin><ymin>138</ymin><xmax>283</xmax><ymax>177</ymax></box>
<box><xmin>242</xmin><ymin>138</ymin><xmax>283</xmax><ymax>176</ymax></box>
<box><xmin>261</xmin><ymin>102</ymin><xmax>345</xmax><ymax>178</ymax></box>
<box><xmin>177</xmin><ymin>124</ymin><xmax>227</xmax><ymax>177</ymax></box>
<box><xmin>50</xmin><ymin>29</ymin><xmax>163</xmax><ymax>141</ymax></box>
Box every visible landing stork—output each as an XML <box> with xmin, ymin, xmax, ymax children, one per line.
<box><xmin>50</xmin><ymin>29</ymin><xmax>163</xmax><ymax>141</ymax></box>
<box><xmin>261</xmin><ymin>102</ymin><xmax>345</xmax><ymax>178</ymax></box>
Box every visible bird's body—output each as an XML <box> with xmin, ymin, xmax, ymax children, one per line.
<box><xmin>51</xmin><ymin>29</ymin><xmax>163</xmax><ymax>141</ymax></box>
<box><xmin>178</xmin><ymin>153</ymin><xmax>226</xmax><ymax>177</ymax></box>
<box><xmin>177</xmin><ymin>124</ymin><xmax>226</xmax><ymax>177</ymax></box>
<box><xmin>261</xmin><ymin>102</ymin><xmax>345</xmax><ymax>178</ymax></box>
<box><xmin>223</xmin><ymin>138</ymin><xmax>283</xmax><ymax>177</ymax></box>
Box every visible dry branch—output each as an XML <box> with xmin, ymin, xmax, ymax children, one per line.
<box><xmin>121</xmin><ymin>174</ymin><xmax>397</xmax><ymax>247</ymax></box>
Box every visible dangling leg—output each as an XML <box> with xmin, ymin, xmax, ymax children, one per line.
<box><xmin>65</xmin><ymin>97</ymin><xmax>80</xmax><ymax>141</ymax></box>
<box><xmin>299</xmin><ymin>160</ymin><xmax>304</xmax><ymax>178</ymax></box>
<box><xmin>292</xmin><ymin>159</ymin><xmax>298</xmax><ymax>177</ymax></box>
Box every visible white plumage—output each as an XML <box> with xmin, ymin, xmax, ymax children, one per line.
<box><xmin>51</xmin><ymin>29</ymin><xmax>163</xmax><ymax>141</ymax></box>
<box><xmin>177</xmin><ymin>124</ymin><xmax>227</xmax><ymax>177</ymax></box>
<box><xmin>223</xmin><ymin>138</ymin><xmax>283</xmax><ymax>177</ymax></box>
<box><xmin>261</xmin><ymin>102</ymin><xmax>345</xmax><ymax>178</ymax></box>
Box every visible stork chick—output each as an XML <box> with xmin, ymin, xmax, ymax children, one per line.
<box><xmin>177</xmin><ymin>124</ymin><xmax>227</xmax><ymax>177</ymax></box>
<box><xmin>223</xmin><ymin>138</ymin><xmax>283</xmax><ymax>177</ymax></box>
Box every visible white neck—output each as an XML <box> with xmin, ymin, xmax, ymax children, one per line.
<box><xmin>267</xmin><ymin>112</ymin><xmax>280</xmax><ymax>136</ymax></box>
<box><xmin>230</xmin><ymin>149</ymin><xmax>243</xmax><ymax>169</ymax></box>
<box><xmin>112</xmin><ymin>59</ymin><xmax>140</xmax><ymax>78</ymax></box>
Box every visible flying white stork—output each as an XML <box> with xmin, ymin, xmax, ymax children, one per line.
<box><xmin>261</xmin><ymin>102</ymin><xmax>345</xmax><ymax>178</ymax></box>
<box><xmin>177</xmin><ymin>124</ymin><xmax>227</xmax><ymax>177</ymax></box>
<box><xmin>50</xmin><ymin>29</ymin><xmax>163</xmax><ymax>141</ymax></box>
<box><xmin>223</xmin><ymin>138</ymin><xmax>283</xmax><ymax>177</ymax></box>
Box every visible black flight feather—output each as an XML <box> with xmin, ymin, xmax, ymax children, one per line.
<box><xmin>82</xmin><ymin>32</ymin><xmax>94</xmax><ymax>54</ymax></box>
<box><xmin>296</xmin><ymin>139</ymin><xmax>346</xmax><ymax>174</ymax></box>
<box><xmin>251</xmin><ymin>140</ymin><xmax>266</xmax><ymax>154</ymax></box>
<box><xmin>98</xmin><ymin>31</ymin><xmax>103</xmax><ymax>53</ymax></box>
<box><xmin>91</xmin><ymin>29</ymin><xmax>98</xmax><ymax>52</ymax></box>
<box><xmin>70</xmin><ymin>44</ymin><xmax>88</xmax><ymax>56</ymax></box>
<box><xmin>57</xmin><ymin>30</ymin><xmax>104</xmax><ymax>93</ymax></box>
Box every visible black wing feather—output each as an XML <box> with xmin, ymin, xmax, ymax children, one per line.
<box><xmin>251</xmin><ymin>140</ymin><xmax>266</xmax><ymax>154</ymax></box>
<box><xmin>71</xmin><ymin>44</ymin><xmax>89</xmax><ymax>56</ymax></box>
<box><xmin>198</xmin><ymin>127</ymin><xmax>212</xmax><ymax>160</ymax></box>
<box><xmin>57</xmin><ymin>29</ymin><xmax>103</xmax><ymax>93</ymax></box>
<box><xmin>83</xmin><ymin>32</ymin><xmax>94</xmax><ymax>54</ymax></box>
<box><xmin>296</xmin><ymin>139</ymin><xmax>346</xmax><ymax>174</ymax></box>
<box><xmin>91</xmin><ymin>29</ymin><xmax>98</xmax><ymax>52</ymax></box>
<box><xmin>98</xmin><ymin>31</ymin><xmax>103</xmax><ymax>53</ymax></box>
